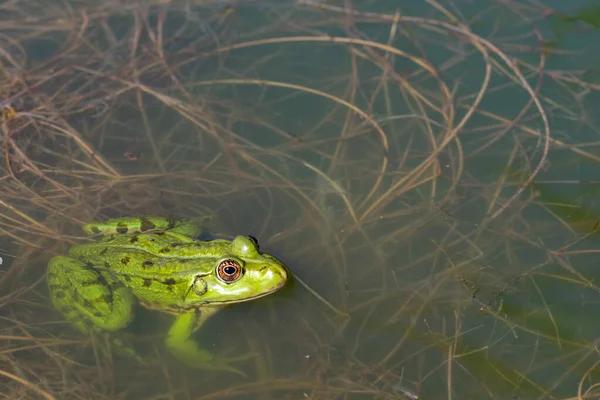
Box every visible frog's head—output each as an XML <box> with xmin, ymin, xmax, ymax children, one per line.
<box><xmin>187</xmin><ymin>235</ymin><xmax>288</xmax><ymax>305</ymax></box>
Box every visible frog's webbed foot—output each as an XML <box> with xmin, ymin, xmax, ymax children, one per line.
<box><xmin>165</xmin><ymin>311</ymin><xmax>253</xmax><ymax>376</ymax></box>
<box><xmin>212</xmin><ymin>348</ymin><xmax>259</xmax><ymax>376</ymax></box>
<box><xmin>87</xmin><ymin>331</ymin><xmax>146</xmax><ymax>366</ymax></box>
<box><xmin>106</xmin><ymin>333</ymin><xmax>146</xmax><ymax>364</ymax></box>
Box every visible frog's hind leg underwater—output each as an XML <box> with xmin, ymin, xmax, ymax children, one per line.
<box><xmin>47</xmin><ymin>255</ymin><xmax>139</xmax><ymax>359</ymax></box>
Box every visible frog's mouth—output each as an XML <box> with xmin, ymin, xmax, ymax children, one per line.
<box><xmin>200</xmin><ymin>291</ymin><xmax>283</xmax><ymax>307</ymax></box>
<box><xmin>246</xmin><ymin>281</ymin><xmax>288</xmax><ymax>300</ymax></box>
<box><xmin>212</xmin><ymin>273</ymin><xmax>288</xmax><ymax>305</ymax></box>
<box><xmin>240</xmin><ymin>276</ymin><xmax>289</xmax><ymax>301</ymax></box>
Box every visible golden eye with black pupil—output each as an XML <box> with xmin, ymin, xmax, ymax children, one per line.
<box><xmin>216</xmin><ymin>259</ymin><xmax>242</xmax><ymax>283</ymax></box>
<box><xmin>247</xmin><ymin>235</ymin><xmax>259</xmax><ymax>249</ymax></box>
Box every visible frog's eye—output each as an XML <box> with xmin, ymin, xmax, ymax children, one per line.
<box><xmin>247</xmin><ymin>235</ymin><xmax>259</xmax><ymax>250</ymax></box>
<box><xmin>216</xmin><ymin>259</ymin><xmax>242</xmax><ymax>283</ymax></box>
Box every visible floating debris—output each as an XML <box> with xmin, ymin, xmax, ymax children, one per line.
<box><xmin>124</xmin><ymin>151</ymin><xmax>138</xmax><ymax>160</ymax></box>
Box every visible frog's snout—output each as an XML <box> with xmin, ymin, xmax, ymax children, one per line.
<box><xmin>266</xmin><ymin>267</ymin><xmax>288</xmax><ymax>288</ymax></box>
<box><xmin>260</xmin><ymin>264</ymin><xmax>288</xmax><ymax>287</ymax></box>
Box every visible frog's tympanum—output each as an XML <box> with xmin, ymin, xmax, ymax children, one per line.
<box><xmin>47</xmin><ymin>217</ymin><xmax>288</xmax><ymax>372</ymax></box>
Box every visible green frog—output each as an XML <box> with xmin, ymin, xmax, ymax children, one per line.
<box><xmin>47</xmin><ymin>216</ymin><xmax>288</xmax><ymax>372</ymax></box>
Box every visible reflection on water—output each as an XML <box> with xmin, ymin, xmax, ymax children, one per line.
<box><xmin>1</xmin><ymin>0</ymin><xmax>600</xmax><ymax>399</ymax></box>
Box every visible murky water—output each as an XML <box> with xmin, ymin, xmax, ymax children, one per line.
<box><xmin>1</xmin><ymin>0</ymin><xmax>600</xmax><ymax>399</ymax></box>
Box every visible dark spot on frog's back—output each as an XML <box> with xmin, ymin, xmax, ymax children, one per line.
<box><xmin>140</xmin><ymin>218</ymin><xmax>156</xmax><ymax>232</ymax></box>
<box><xmin>129</xmin><ymin>235</ymin><xmax>139</xmax><ymax>243</ymax></box>
<box><xmin>143</xmin><ymin>278</ymin><xmax>153</xmax><ymax>287</ymax></box>
<box><xmin>121</xmin><ymin>256</ymin><xmax>131</xmax><ymax>265</ymax></box>
<box><xmin>158</xmin><ymin>247</ymin><xmax>171</xmax><ymax>254</ymax></box>
<box><xmin>163</xmin><ymin>278</ymin><xmax>176</xmax><ymax>285</ymax></box>
<box><xmin>122</xmin><ymin>274</ymin><xmax>132</xmax><ymax>282</ymax></box>
<box><xmin>142</xmin><ymin>260</ymin><xmax>154</xmax><ymax>268</ymax></box>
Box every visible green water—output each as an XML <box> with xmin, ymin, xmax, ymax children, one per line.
<box><xmin>2</xmin><ymin>0</ymin><xmax>600</xmax><ymax>399</ymax></box>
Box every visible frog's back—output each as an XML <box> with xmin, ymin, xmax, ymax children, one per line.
<box><xmin>71</xmin><ymin>232</ymin><xmax>231</xmax><ymax>259</ymax></box>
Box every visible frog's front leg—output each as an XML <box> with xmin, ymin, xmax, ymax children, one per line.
<box><xmin>165</xmin><ymin>308</ymin><xmax>250</xmax><ymax>375</ymax></box>
<box><xmin>48</xmin><ymin>256</ymin><xmax>136</xmax><ymax>356</ymax></box>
